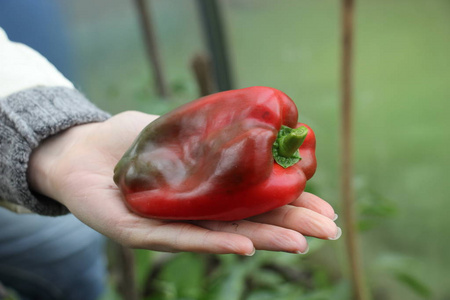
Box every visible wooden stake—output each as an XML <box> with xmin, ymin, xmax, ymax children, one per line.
<box><xmin>341</xmin><ymin>0</ymin><xmax>370</xmax><ymax>299</ymax></box>
<box><xmin>134</xmin><ymin>0</ymin><xmax>170</xmax><ymax>99</ymax></box>
<box><xmin>109</xmin><ymin>242</ymin><xmax>138</xmax><ymax>300</ymax></box>
<box><xmin>191</xmin><ymin>53</ymin><xmax>216</xmax><ymax>96</ymax></box>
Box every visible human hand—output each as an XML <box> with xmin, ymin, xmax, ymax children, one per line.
<box><xmin>28</xmin><ymin>111</ymin><xmax>340</xmax><ymax>256</ymax></box>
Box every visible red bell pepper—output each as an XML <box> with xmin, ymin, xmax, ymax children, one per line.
<box><xmin>113</xmin><ymin>86</ymin><xmax>316</xmax><ymax>221</ymax></box>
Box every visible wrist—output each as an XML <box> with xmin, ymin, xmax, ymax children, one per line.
<box><xmin>27</xmin><ymin>123</ymin><xmax>95</xmax><ymax>205</ymax></box>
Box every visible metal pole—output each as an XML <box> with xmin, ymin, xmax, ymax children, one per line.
<box><xmin>196</xmin><ymin>0</ymin><xmax>234</xmax><ymax>92</ymax></box>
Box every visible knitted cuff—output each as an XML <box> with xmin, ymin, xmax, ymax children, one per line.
<box><xmin>0</xmin><ymin>86</ymin><xmax>111</xmax><ymax>215</ymax></box>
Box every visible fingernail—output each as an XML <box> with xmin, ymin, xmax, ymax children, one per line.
<box><xmin>328</xmin><ymin>227</ymin><xmax>342</xmax><ymax>240</ymax></box>
<box><xmin>296</xmin><ymin>244</ymin><xmax>309</xmax><ymax>255</ymax></box>
<box><xmin>333</xmin><ymin>213</ymin><xmax>338</xmax><ymax>221</ymax></box>
<box><xmin>245</xmin><ymin>248</ymin><xmax>256</xmax><ymax>256</ymax></box>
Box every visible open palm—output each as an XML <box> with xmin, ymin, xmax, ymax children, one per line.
<box><xmin>29</xmin><ymin>111</ymin><xmax>340</xmax><ymax>255</ymax></box>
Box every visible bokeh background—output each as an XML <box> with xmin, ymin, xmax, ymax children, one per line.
<box><xmin>1</xmin><ymin>0</ymin><xmax>449</xmax><ymax>299</ymax></box>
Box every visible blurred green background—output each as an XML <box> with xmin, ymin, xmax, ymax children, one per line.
<box><xmin>61</xmin><ymin>0</ymin><xmax>450</xmax><ymax>299</ymax></box>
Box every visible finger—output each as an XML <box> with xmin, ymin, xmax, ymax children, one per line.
<box><xmin>118</xmin><ymin>218</ymin><xmax>255</xmax><ymax>256</ymax></box>
<box><xmin>69</xmin><ymin>190</ymin><xmax>255</xmax><ymax>256</ymax></box>
<box><xmin>193</xmin><ymin>220</ymin><xmax>309</xmax><ymax>254</ymax></box>
<box><xmin>290</xmin><ymin>192</ymin><xmax>337</xmax><ymax>220</ymax></box>
<box><xmin>248</xmin><ymin>206</ymin><xmax>341</xmax><ymax>240</ymax></box>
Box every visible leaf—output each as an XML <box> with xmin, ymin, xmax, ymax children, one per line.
<box><xmin>394</xmin><ymin>271</ymin><xmax>432</xmax><ymax>298</ymax></box>
<box><xmin>209</xmin><ymin>263</ymin><xmax>247</xmax><ymax>300</ymax></box>
<box><xmin>300</xmin><ymin>290</ymin><xmax>332</xmax><ymax>300</ymax></box>
<box><xmin>205</xmin><ymin>254</ymin><xmax>266</xmax><ymax>300</ymax></box>
<box><xmin>311</xmin><ymin>266</ymin><xmax>332</xmax><ymax>289</ymax></box>
<box><xmin>374</xmin><ymin>253</ymin><xmax>433</xmax><ymax>299</ymax></box>
<box><xmin>355</xmin><ymin>179</ymin><xmax>398</xmax><ymax>231</ymax></box>
<box><xmin>134</xmin><ymin>249</ymin><xmax>153</xmax><ymax>289</ymax></box>
<box><xmin>246</xmin><ymin>285</ymin><xmax>304</xmax><ymax>300</ymax></box>
<box><xmin>329</xmin><ymin>279</ymin><xmax>353</xmax><ymax>300</ymax></box>
<box><xmin>158</xmin><ymin>253</ymin><xmax>206</xmax><ymax>299</ymax></box>
<box><xmin>250</xmin><ymin>269</ymin><xmax>285</xmax><ymax>288</ymax></box>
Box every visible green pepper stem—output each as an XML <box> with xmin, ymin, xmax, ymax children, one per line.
<box><xmin>278</xmin><ymin>126</ymin><xmax>308</xmax><ymax>157</ymax></box>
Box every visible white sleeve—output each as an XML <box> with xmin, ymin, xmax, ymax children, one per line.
<box><xmin>0</xmin><ymin>27</ymin><xmax>74</xmax><ymax>98</ymax></box>
<box><xmin>0</xmin><ymin>27</ymin><xmax>110</xmax><ymax>215</ymax></box>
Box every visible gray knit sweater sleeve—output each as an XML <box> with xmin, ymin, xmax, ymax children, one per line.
<box><xmin>0</xmin><ymin>86</ymin><xmax>111</xmax><ymax>216</ymax></box>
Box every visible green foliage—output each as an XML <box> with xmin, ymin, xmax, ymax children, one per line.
<box><xmin>154</xmin><ymin>253</ymin><xmax>206</xmax><ymax>300</ymax></box>
<box><xmin>394</xmin><ymin>273</ymin><xmax>432</xmax><ymax>299</ymax></box>
<box><xmin>125</xmin><ymin>250</ymin><xmax>355</xmax><ymax>300</ymax></box>
<box><xmin>373</xmin><ymin>254</ymin><xmax>433</xmax><ymax>299</ymax></box>
<box><xmin>355</xmin><ymin>176</ymin><xmax>398</xmax><ymax>231</ymax></box>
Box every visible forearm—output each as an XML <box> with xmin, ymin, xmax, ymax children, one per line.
<box><xmin>0</xmin><ymin>87</ymin><xmax>110</xmax><ymax>215</ymax></box>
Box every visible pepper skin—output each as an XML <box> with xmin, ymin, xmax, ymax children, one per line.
<box><xmin>113</xmin><ymin>86</ymin><xmax>316</xmax><ymax>221</ymax></box>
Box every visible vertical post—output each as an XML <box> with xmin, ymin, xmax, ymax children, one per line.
<box><xmin>341</xmin><ymin>0</ymin><xmax>369</xmax><ymax>299</ymax></box>
<box><xmin>191</xmin><ymin>53</ymin><xmax>216</xmax><ymax>96</ymax></box>
<box><xmin>134</xmin><ymin>0</ymin><xmax>170</xmax><ymax>99</ymax></box>
<box><xmin>110</xmin><ymin>243</ymin><xmax>138</xmax><ymax>300</ymax></box>
<box><xmin>196</xmin><ymin>0</ymin><xmax>234</xmax><ymax>92</ymax></box>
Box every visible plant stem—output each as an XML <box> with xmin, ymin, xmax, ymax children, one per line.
<box><xmin>341</xmin><ymin>0</ymin><xmax>370</xmax><ymax>299</ymax></box>
<box><xmin>278</xmin><ymin>126</ymin><xmax>308</xmax><ymax>158</ymax></box>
